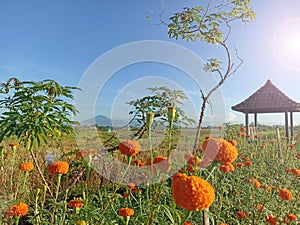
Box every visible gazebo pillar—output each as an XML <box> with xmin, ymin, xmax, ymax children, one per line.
<box><xmin>245</xmin><ymin>113</ymin><xmax>249</xmax><ymax>135</ymax></box>
<box><xmin>254</xmin><ymin>113</ymin><xmax>258</xmax><ymax>133</ymax></box>
<box><xmin>290</xmin><ymin>111</ymin><xmax>294</xmax><ymax>138</ymax></box>
<box><xmin>284</xmin><ymin>111</ymin><xmax>289</xmax><ymax>138</ymax></box>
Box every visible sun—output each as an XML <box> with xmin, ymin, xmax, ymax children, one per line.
<box><xmin>272</xmin><ymin>18</ymin><xmax>300</xmax><ymax>71</ymax></box>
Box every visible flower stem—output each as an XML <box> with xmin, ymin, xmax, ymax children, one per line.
<box><xmin>55</xmin><ymin>174</ymin><xmax>62</xmax><ymax>202</ymax></box>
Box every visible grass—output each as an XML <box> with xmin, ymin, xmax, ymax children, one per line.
<box><xmin>0</xmin><ymin>125</ymin><xmax>299</xmax><ymax>224</ymax></box>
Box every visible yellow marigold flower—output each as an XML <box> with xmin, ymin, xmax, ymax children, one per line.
<box><xmin>219</xmin><ymin>163</ymin><xmax>234</xmax><ymax>173</ymax></box>
<box><xmin>118</xmin><ymin>207</ymin><xmax>134</xmax><ymax>217</ymax></box>
<box><xmin>202</xmin><ymin>138</ymin><xmax>238</xmax><ymax>164</ymax></box>
<box><xmin>68</xmin><ymin>198</ymin><xmax>84</xmax><ymax>208</ymax></box>
<box><xmin>19</xmin><ymin>162</ymin><xmax>34</xmax><ymax>172</ymax></box>
<box><xmin>6</xmin><ymin>202</ymin><xmax>29</xmax><ymax>217</ymax></box>
<box><xmin>286</xmin><ymin>213</ymin><xmax>297</xmax><ymax>221</ymax></box>
<box><xmin>77</xmin><ymin>148</ymin><xmax>97</xmax><ymax>158</ymax></box>
<box><xmin>279</xmin><ymin>188</ymin><xmax>293</xmax><ymax>200</ymax></box>
<box><xmin>171</xmin><ymin>173</ymin><xmax>215</xmax><ymax>211</ymax></box>
<box><xmin>266</xmin><ymin>215</ymin><xmax>277</xmax><ymax>225</ymax></box>
<box><xmin>48</xmin><ymin>161</ymin><xmax>69</xmax><ymax>175</ymax></box>
<box><xmin>119</xmin><ymin>140</ymin><xmax>141</xmax><ymax>156</ymax></box>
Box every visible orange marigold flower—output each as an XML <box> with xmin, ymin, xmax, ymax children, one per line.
<box><xmin>171</xmin><ymin>173</ymin><xmax>215</xmax><ymax>211</ymax></box>
<box><xmin>119</xmin><ymin>140</ymin><xmax>141</xmax><ymax>156</ymax></box>
<box><xmin>146</xmin><ymin>156</ymin><xmax>171</xmax><ymax>173</ymax></box>
<box><xmin>19</xmin><ymin>162</ymin><xmax>34</xmax><ymax>172</ymax></box>
<box><xmin>183</xmin><ymin>221</ymin><xmax>193</xmax><ymax>225</ymax></box>
<box><xmin>133</xmin><ymin>159</ymin><xmax>144</xmax><ymax>167</ymax></box>
<box><xmin>186</xmin><ymin>154</ymin><xmax>201</xmax><ymax>173</ymax></box>
<box><xmin>127</xmin><ymin>183</ymin><xmax>135</xmax><ymax>190</ymax></box>
<box><xmin>246</xmin><ymin>178</ymin><xmax>260</xmax><ymax>188</ymax></box>
<box><xmin>279</xmin><ymin>188</ymin><xmax>293</xmax><ymax>200</ymax></box>
<box><xmin>68</xmin><ymin>199</ymin><xmax>84</xmax><ymax>208</ymax></box>
<box><xmin>240</xmin><ymin>127</ymin><xmax>246</xmax><ymax>132</ymax></box>
<box><xmin>257</xmin><ymin>204</ymin><xmax>263</xmax><ymax>211</ymax></box>
<box><xmin>202</xmin><ymin>138</ymin><xmax>238</xmax><ymax>164</ymax></box>
<box><xmin>118</xmin><ymin>207</ymin><xmax>134</xmax><ymax>217</ymax></box>
<box><xmin>289</xmin><ymin>144</ymin><xmax>295</xmax><ymax>149</ymax></box>
<box><xmin>48</xmin><ymin>161</ymin><xmax>69</xmax><ymax>175</ymax></box>
<box><xmin>123</xmin><ymin>193</ymin><xmax>130</xmax><ymax>198</ymax></box>
<box><xmin>6</xmin><ymin>202</ymin><xmax>29</xmax><ymax>217</ymax></box>
<box><xmin>290</xmin><ymin>168</ymin><xmax>300</xmax><ymax>176</ymax></box>
<box><xmin>77</xmin><ymin>149</ymin><xmax>97</xmax><ymax>158</ymax></box>
<box><xmin>266</xmin><ymin>215</ymin><xmax>277</xmax><ymax>225</ymax></box>
<box><xmin>286</xmin><ymin>213</ymin><xmax>297</xmax><ymax>221</ymax></box>
<box><xmin>236</xmin><ymin>211</ymin><xmax>246</xmax><ymax>219</ymax></box>
<box><xmin>236</xmin><ymin>163</ymin><xmax>245</xmax><ymax>167</ymax></box>
<box><xmin>261</xmin><ymin>184</ymin><xmax>272</xmax><ymax>193</ymax></box>
<box><xmin>245</xmin><ymin>161</ymin><xmax>253</xmax><ymax>166</ymax></box>
<box><xmin>228</xmin><ymin>139</ymin><xmax>238</xmax><ymax>146</ymax></box>
<box><xmin>297</xmin><ymin>153</ymin><xmax>300</xmax><ymax>159</ymax></box>
<box><xmin>9</xmin><ymin>143</ymin><xmax>19</xmax><ymax>147</ymax></box>
<box><xmin>219</xmin><ymin>163</ymin><xmax>234</xmax><ymax>173</ymax></box>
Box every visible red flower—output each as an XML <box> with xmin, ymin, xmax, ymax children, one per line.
<box><xmin>279</xmin><ymin>188</ymin><xmax>293</xmax><ymax>200</ymax></box>
<box><xmin>118</xmin><ymin>207</ymin><xmax>134</xmax><ymax>217</ymax></box>
<box><xmin>6</xmin><ymin>202</ymin><xmax>29</xmax><ymax>217</ymax></box>
<box><xmin>119</xmin><ymin>140</ymin><xmax>141</xmax><ymax>156</ymax></box>
<box><xmin>236</xmin><ymin>211</ymin><xmax>246</xmax><ymax>219</ymax></box>
<box><xmin>286</xmin><ymin>213</ymin><xmax>297</xmax><ymax>221</ymax></box>
<box><xmin>266</xmin><ymin>215</ymin><xmax>277</xmax><ymax>225</ymax></box>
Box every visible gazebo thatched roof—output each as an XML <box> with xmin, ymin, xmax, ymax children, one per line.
<box><xmin>232</xmin><ymin>79</ymin><xmax>300</xmax><ymax>113</ymax></box>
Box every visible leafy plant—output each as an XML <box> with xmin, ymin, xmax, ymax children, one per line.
<box><xmin>0</xmin><ymin>77</ymin><xmax>80</xmax><ymax>195</ymax></box>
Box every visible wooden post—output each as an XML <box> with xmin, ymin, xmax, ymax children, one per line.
<box><xmin>284</xmin><ymin>111</ymin><xmax>289</xmax><ymax>139</ymax></box>
<box><xmin>245</xmin><ymin>113</ymin><xmax>249</xmax><ymax>136</ymax></box>
<box><xmin>290</xmin><ymin>111</ymin><xmax>294</xmax><ymax>140</ymax></box>
<box><xmin>254</xmin><ymin>113</ymin><xmax>257</xmax><ymax>131</ymax></box>
<box><xmin>276</xmin><ymin>127</ymin><xmax>282</xmax><ymax>158</ymax></box>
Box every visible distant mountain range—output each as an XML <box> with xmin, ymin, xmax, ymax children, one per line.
<box><xmin>80</xmin><ymin>115</ymin><xmax>139</xmax><ymax>127</ymax></box>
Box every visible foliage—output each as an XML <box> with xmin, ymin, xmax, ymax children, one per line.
<box><xmin>0</xmin><ymin>78</ymin><xmax>79</xmax><ymax>149</ymax></box>
<box><xmin>127</xmin><ymin>86</ymin><xmax>195</xmax><ymax>127</ymax></box>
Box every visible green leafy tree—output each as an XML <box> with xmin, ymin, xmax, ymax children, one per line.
<box><xmin>160</xmin><ymin>0</ymin><xmax>256</xmax><ymax>153</ymax></box>
<box><xmin>126</xmin><ymin>86</ymin><xmax>195</xmax><ymax>138</ymax></box>
<box><xmin>0</xmin><ymin>77</ymin><xmax>79</xmax><ymax>195</ymax></box>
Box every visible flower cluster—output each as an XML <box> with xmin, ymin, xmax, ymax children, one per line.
<box><xmin>171</xmin><ymin>173</ymin><xmax>215</xmax><ymax>211</ymax></box>
<box><xmin>19</xmin><ymin>162</ymin><xmax>34</xmax><ymax>172</ymax></box>
<box><xmin>6</xmin><ymin>202</ymin><xmax>29</xmax><ymax>217</ymax></box>
<box><xmin>119</xmin><ymin>140</ymin><xmax>141</xmax><ymax>156</ymax></box>
<box><xmin>48</xmin><ymin>161</ymin><xmax>69</xmax><ymax>175</ymax></box>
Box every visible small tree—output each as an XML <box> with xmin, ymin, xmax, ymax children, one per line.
<box><xmin>161</xmin><ymin>1</ymin><xmax>256</xmax><ymax>224</ymax></box>
<box><xmin>161</xmin><ymin>0</ymin><xmax>256</xmax><ymax>153</ymax></box>
<box><xmin>0</xmin><ymin>77</ymin><xmax>79</xmax><ymax>195</ymax></box>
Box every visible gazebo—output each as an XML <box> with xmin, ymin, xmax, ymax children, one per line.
<box><xmin>231</xmin><ymin>79</ymin><xmax>300</xmax><ymax>138</ymax></box>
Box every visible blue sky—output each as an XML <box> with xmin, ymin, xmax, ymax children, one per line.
<box><xmin>1</xmin><ymin>0</ymin><xmax>300</xmax><ymax>126</ymax></box>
